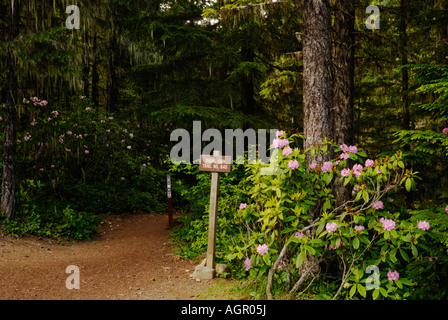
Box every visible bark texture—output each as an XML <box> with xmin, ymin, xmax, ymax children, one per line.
<box><xmin>1</xmin><ymin>0</ymin><xmax>21</xmax><ymax>220</ymax></box>
<box><xmin>302</xmin><ymin>0</ymin><xmax>333</xmax><ymax>163</ymax></box>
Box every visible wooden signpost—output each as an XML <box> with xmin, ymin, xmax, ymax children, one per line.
<box><xmin>193</xmin><ymin>151</ymin><xmax>231</xmax><ymax>280</ymax></box>
<box><xmin>167</xmin><ymin>174</ymin><xmax>174</xmax><ymax>228</ymax></box>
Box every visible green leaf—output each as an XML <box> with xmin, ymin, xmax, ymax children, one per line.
<box><xmin>304</xmin><ymin>245</ymin><xmax>315</xmax><ymax>255</ymax></box>
<box><xmin>400</xmin><ymin>249</ymin><xmax>410</xmax><ymax>262</ymax></box>
<box><xmin>405</xmin><ymin>178</ymin><xmax>412</xmax><ymax>192</ymax></box>
<box><xmin>399</xmin><ymin>278</ymin><xmax>415</xmax><ymax>286</ymax></box>
<box><xmin>362</xmin><ymin>190</ymin><xmax>369</xmax><ymax>203</ymax></box>
<box><xmin>296</xmin><ymin>250</ymin><xmax>306</xmax><ymax>268</ymax></box>
<box><xmin>396</xmin><ymin>279</ymin><xmax>403</xmax><ymax>289</ymax></box>
<box><xmin>380</xmin><ymin>287</ymin><xmax>388</xmax><ymax>297</ymax></box>
<box><xmin>352</xmin><ymin>237</ymin><xmax>360</xmax><ymax>249</ymax></box>
<box><xmin>349</xmin><ymin>284</ymin><xmax>356</xmax><ymax>298</ymax></box>
<box><xmin>357</xmin><ymin>284</ymin><xmax>367</xmax><ymax>298</ymax></box>
<box><xmin>373</xmin><ymin>288</ymin><xmax>380</xmax><ymax>300</ymax></box>
<box><xmin>411</xmin><ymin>245</ymin><xmax>418</xmax><ymax>257</ymax></box>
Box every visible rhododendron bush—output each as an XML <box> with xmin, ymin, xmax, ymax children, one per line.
<box><xmin>228</xmin><ymin>132</ymin><xmax>442</xmax><ymax>299</ymax></box>
<box><xmin>1</xmin><ymin>96</ymin><xmax>170</xmax><ymax>238</ymax></box>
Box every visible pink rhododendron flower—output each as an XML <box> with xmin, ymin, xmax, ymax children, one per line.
<box><xmin>244</xmin><ymin>257</ymin><xmax>252</xmax><ymax>271</ymax></box>
<box><xmin>309</xmin><ymin>162</ymin><xmax>318</xmax><ymax>170</ymax></box>
<box><xmin>85</xmin><ymin>150</ymin><xmax>89</xmax><ymax>154</ymax></box>
<box><xmin>257</xmin><ymin>244</ymin><xmax>269</xmax><ymax>255</ymax></box>
<box><xmin>121</xmin><ymin>177</ymin><xmax>125</xmax><ymax>181</ymax></box>
<box><xmin>354</xmin><ymin>225</ymin><xmax>365</xmax><ymax>232</ymax></box>
<box><xmin>365</xmin><ymin>159</ymin><xmax>374</xmax><ymax>167</ymax></box>
<box><xmin>282</xmin><ymin>146</ymin><xmax>293</xmax><ymax>156</ymax></box>
<box><xmin>445</xmin><ymin>205</ymin><xmax>448</xmax><ymax>213</ymax></box>
<box><xmin>372</xmin><ymin>201</ymin><xmax>383</xmax><ymax>210</ymax></box>
<box><xmin>443</xmin><ymin>128</ymin><xmax>448</xmax><ymax>134</ymax></box>
<box><xmin>340</xmin><ymin>152</ymin><xmax>350</xmax><ymax>160</ymax></box>
<box><xmin>380</xmin><ymin>218</ymin><xmax>396</xmax><ymax>231</ymax></box>
<box><xmin>348</xmin><ymin>145</ymin><xmax>358</xmax><ymax>153</ymax></box>
<box><xmin>239</xmin><ymin>203</ymin><xmax>247</xmax><ymax>210</ymax></box>
<box><xmin>276</xmin><ymin>130</ymin><xmax>284</xmax><ymax>138</ymax></box>
<box><xmin>66</xmin><ymin>131</ymin><xmax>72</xmax><ymax>135</ymax></box>
<box><xmin>341</xmin><ymin>168</ymin><xmax>350</xmax><ymax>177</ymax></box>
<box><xmin>294</xmin><ymin>232</ymin><xmax>304</xmax><ymax>239</ymax></box>
<box><xmin>321</xmin><ymin>161</ymin><xmax>333</xmax><ymax>172</ymax></box>
<box><xmin>328</xmin><ymin>241</ymin><xmax>345</xmax><ymax>250</ymax></box>
<box><xmin>376</xmin><ymin>168</ymin><xmax>383</xmax><ymax>174</ymax></box>
<box><xmin>387</xmin><ymin>270</ymin><xmax>400</xmax><ymax>281</ymax></box>
<box><xmin>417</xmin><ymin>220</ymin><xmax>430</xmax><ymax>231</ymax></box>
<box><xmin>352</xmin><ymin>163</ymin><xmax>363</xmax><ymax>173</ymax></box>
<box><xmin>326</xmin><ymin>222</ymin><xmax>338</xmax><ymax>232</ymax></box>
<box><xmin>288</xmin><ymin>160</ymin><xmax>299</xmax><ymax>170</ymax></box>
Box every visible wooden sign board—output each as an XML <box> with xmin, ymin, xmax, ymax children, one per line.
<box><xmin>199</xmin><ymin>154</ymin><xmax>231</xmax><ymax>173</ymax></box>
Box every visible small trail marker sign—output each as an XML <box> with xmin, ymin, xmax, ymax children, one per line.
<box><xmin>194</xmin><ymin>151</ymin><xmax>231</xmax><ymax>280</ymax></box>
<box><xmin>167</xmin><ymin>174</ymin><xmax>174</xmax><ymax>228</ymax></box>
<box><xmin>199</xmin><ymin>154</ymin><xmax>231</xmax><ymax>173</ymax></box>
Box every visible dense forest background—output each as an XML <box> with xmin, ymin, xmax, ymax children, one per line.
<box><xmin>1</xmin><ymin>0</ymin><xmax>448</xmax><ymax>299</ymax></box>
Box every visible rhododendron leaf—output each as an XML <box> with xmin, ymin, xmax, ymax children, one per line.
<box><xmin>362</xmin><ymin>190</ymin><xmax>369</xmax><ymax>203</ymax></box>
<box><xmin>349</xmin><ymin>284</ymin><xmax>356</xmax><ymax>298</ymax></box>
<box><xmin>411</xmin><ymin>245</ymin><xmax>418</xmax><ymax>257</ymax></box>
<box><xmin>399</xmin><ymin>278</ymin><xmax>414</xmax><ymax>286</ymax></box>
<box><xmin>396</xmin><ymin>279</ymin><xmax>403</xmax><ymax>289</ymax></box>
<box><xmin>405</xmin><ymin>178</ymin><xmax>412</xmax><ymax>192</ymax></box>
<box><xmin>357</xmin><ymin>284</ymin><xmax>367</xmax><ymax>298</ymax></box>
<box><xmin>373</xmin><ymin>288</ymin><xmax>380</xmax><ymax>300</ymax></box>
<box><xmin>296</xmin><ymin>250</ymin><xmax>306</xmax><ymax>268</ymax></box>
<box><xmin>352</xmin><ymin>237</ymin><xmax>360</xmax><ymax>249</ymax></box>
<box><xmin>400</xmin><ymin>249</ymin><xmax>410</xmax><ymax>262</ymax></box>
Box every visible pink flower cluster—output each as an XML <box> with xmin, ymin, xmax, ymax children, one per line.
<box><xmin>365</xmin><ymin>159</ymin><xmax>374</xmax><ymax>167</ymax></box>
<box><xmin>387</xmin><ymin>270</ymin><xmax>400</xmax><ymax>281</ymax></box>
<box><xmin>380</xmin><ymin>217</ymin><xmax>396</xmax><ymax>231</ymax></box>
<box><xmin>244</xmin><ymin>257</ymin><xmax>252</xmax><ymax>271</ymax></box>
<box><xmin>328</xmin><ymin>241</ymin><xmax>345</xmax><ymax>250</ymax></box>
<box><xmin>443</xmin><ymin>128</ymin><xmax>448</xmax><ymax>134</ymax></box>
<box><xmin>321</xmin><ymin>161</ymin><xmax>333</xmax><ymax>173</ymax></box>
<box><xmin>417</xmin><ymin>220</ymin><xmax>430</xmax><ymax>231</ymax></box>
<box><xmin>340</xmin><ymin>144</ymin><xmax>358</xmax><ymax>154</ymax></box>
<box><xmin>372</xmin><ymin>201</ymin><xmax>384</xmax><ymax>210</ymax></box>
<box><xmin>326</xmin><ymin>222</ymin><xmax>338</xmax><ymax>232</ymax></box>
<box><xmin>257</xmin><ymin>244</ymin><xmax>269</xmax><ymax>255</ymax></box>
<box><xmin>239</xmin><ymin>202</ymin><xmax>247</xmax><ymax>210</ymax></box>
<box><xmin>273</xmin><ymin>138</ymin><xmax>289</xmax><ymax>149</ymax></box>
<box><xmin>354</xmin><ymin>225</ymin><xmax>365</xmax><ymax>232</ymax></box>
<box><xmin>24</xmin><ymin>97</ymin><xmax>48</xmax><ymax>107</ymax></box>
<box><xmin>352</xmin><ymin>163</ymin><xmax>363</xmax><ymax>177</ymax></box>
<box><xmin>288</xmin><ymin>160</ymin><xmax>299</xmax><ymax>170</ymax></box>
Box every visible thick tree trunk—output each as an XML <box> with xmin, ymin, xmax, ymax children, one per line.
<box><xmin>300</xmin><ymin>0</ymin><xmax>333</xmax><ymax>284</ymax></box>
<box><xmin>333</xmin><ymin>0</ymin><xmax>354</xmax><ymax>146</ymax></box>
<box><xmin>1</xmin><ymin>0</ymin><xmax>21</xmax><ymax>220</ymax></box>
<box><xmin>302</xmin><ymin>0</ymin><xmax>333</xmax><ymax>163</ymax></box>
<box><xmin>400</xmin><ymin>0</ymin><xmax>410</xmax><ymax>132</ymax></box>
<box><xmin>332</xmin><ymin>0</ymin><xmax>354</xmax><ymax>212</ymax></box>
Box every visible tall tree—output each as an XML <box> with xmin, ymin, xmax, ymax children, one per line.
<box><xmin>333</xmin><ymin>0</ymin><xmax>354</xmax><ymax>146</ymax></box>
<box><xmin>302</xmin><ymin>0</ymin><xmax>333</xmax><ymax>161</ymax></box>
<box><xmin>1</xmin><ymin>0</ymin><xmax>20</xmax><ymax>219</ymax></box>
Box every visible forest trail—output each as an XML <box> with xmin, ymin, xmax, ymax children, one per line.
<box><xmin>0</xmin><ymin>213</ymin><xmax>220</xmax><ymax>300</ymax></box>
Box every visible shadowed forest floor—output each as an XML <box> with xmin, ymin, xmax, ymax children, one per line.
<box><xmin>0</xmin><ymin>213</ymin><xmax>236</xmax><ymax>300</ymax></box>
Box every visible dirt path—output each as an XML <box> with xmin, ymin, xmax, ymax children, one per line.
<box><xmin>0</xmin><ymin>213</ymin><xmax>218</xmax><ymax>300</ymax></box>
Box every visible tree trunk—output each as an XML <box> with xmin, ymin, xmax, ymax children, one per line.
<box><xmin>300</xmin><ymin>0</ymin><xmax>333</xmax><ymax>284</ymax></box>
<box><xmin>400</xmin><ymin>0</ymin><xmax>410</xmax><ymax>132</ymax></box>
<box><xmin>1</xmin><ymin>0</ymin><xmax>21</xmax><ymax>220</ymax></box>
<box><xmin>302</xmin><ymin>0</ymin><xmax>333</xmax><ymax>163</ymax></box>
<box><xmin>107</xmin><ymin>34</ymin><xmax>119</xmax><ymax>113</ymax></box>
<box><xmin>91</xmin><ymin>32</ymin><xmax>99</xmax><ymax>107</ymax></box>
<box><xmin>333</xmin><ymin>0</ymin><xmax>354</xmax><ymax>146</ymax></box>
<box><xmin>241</xmin><ymin>42</ymin><xmax>256</xmax><ymax>115</ymax></box>
<box><xmin>332</xmin><ymin>0</ymin><xmax>354</xmax><ymax>212</ymax></box>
